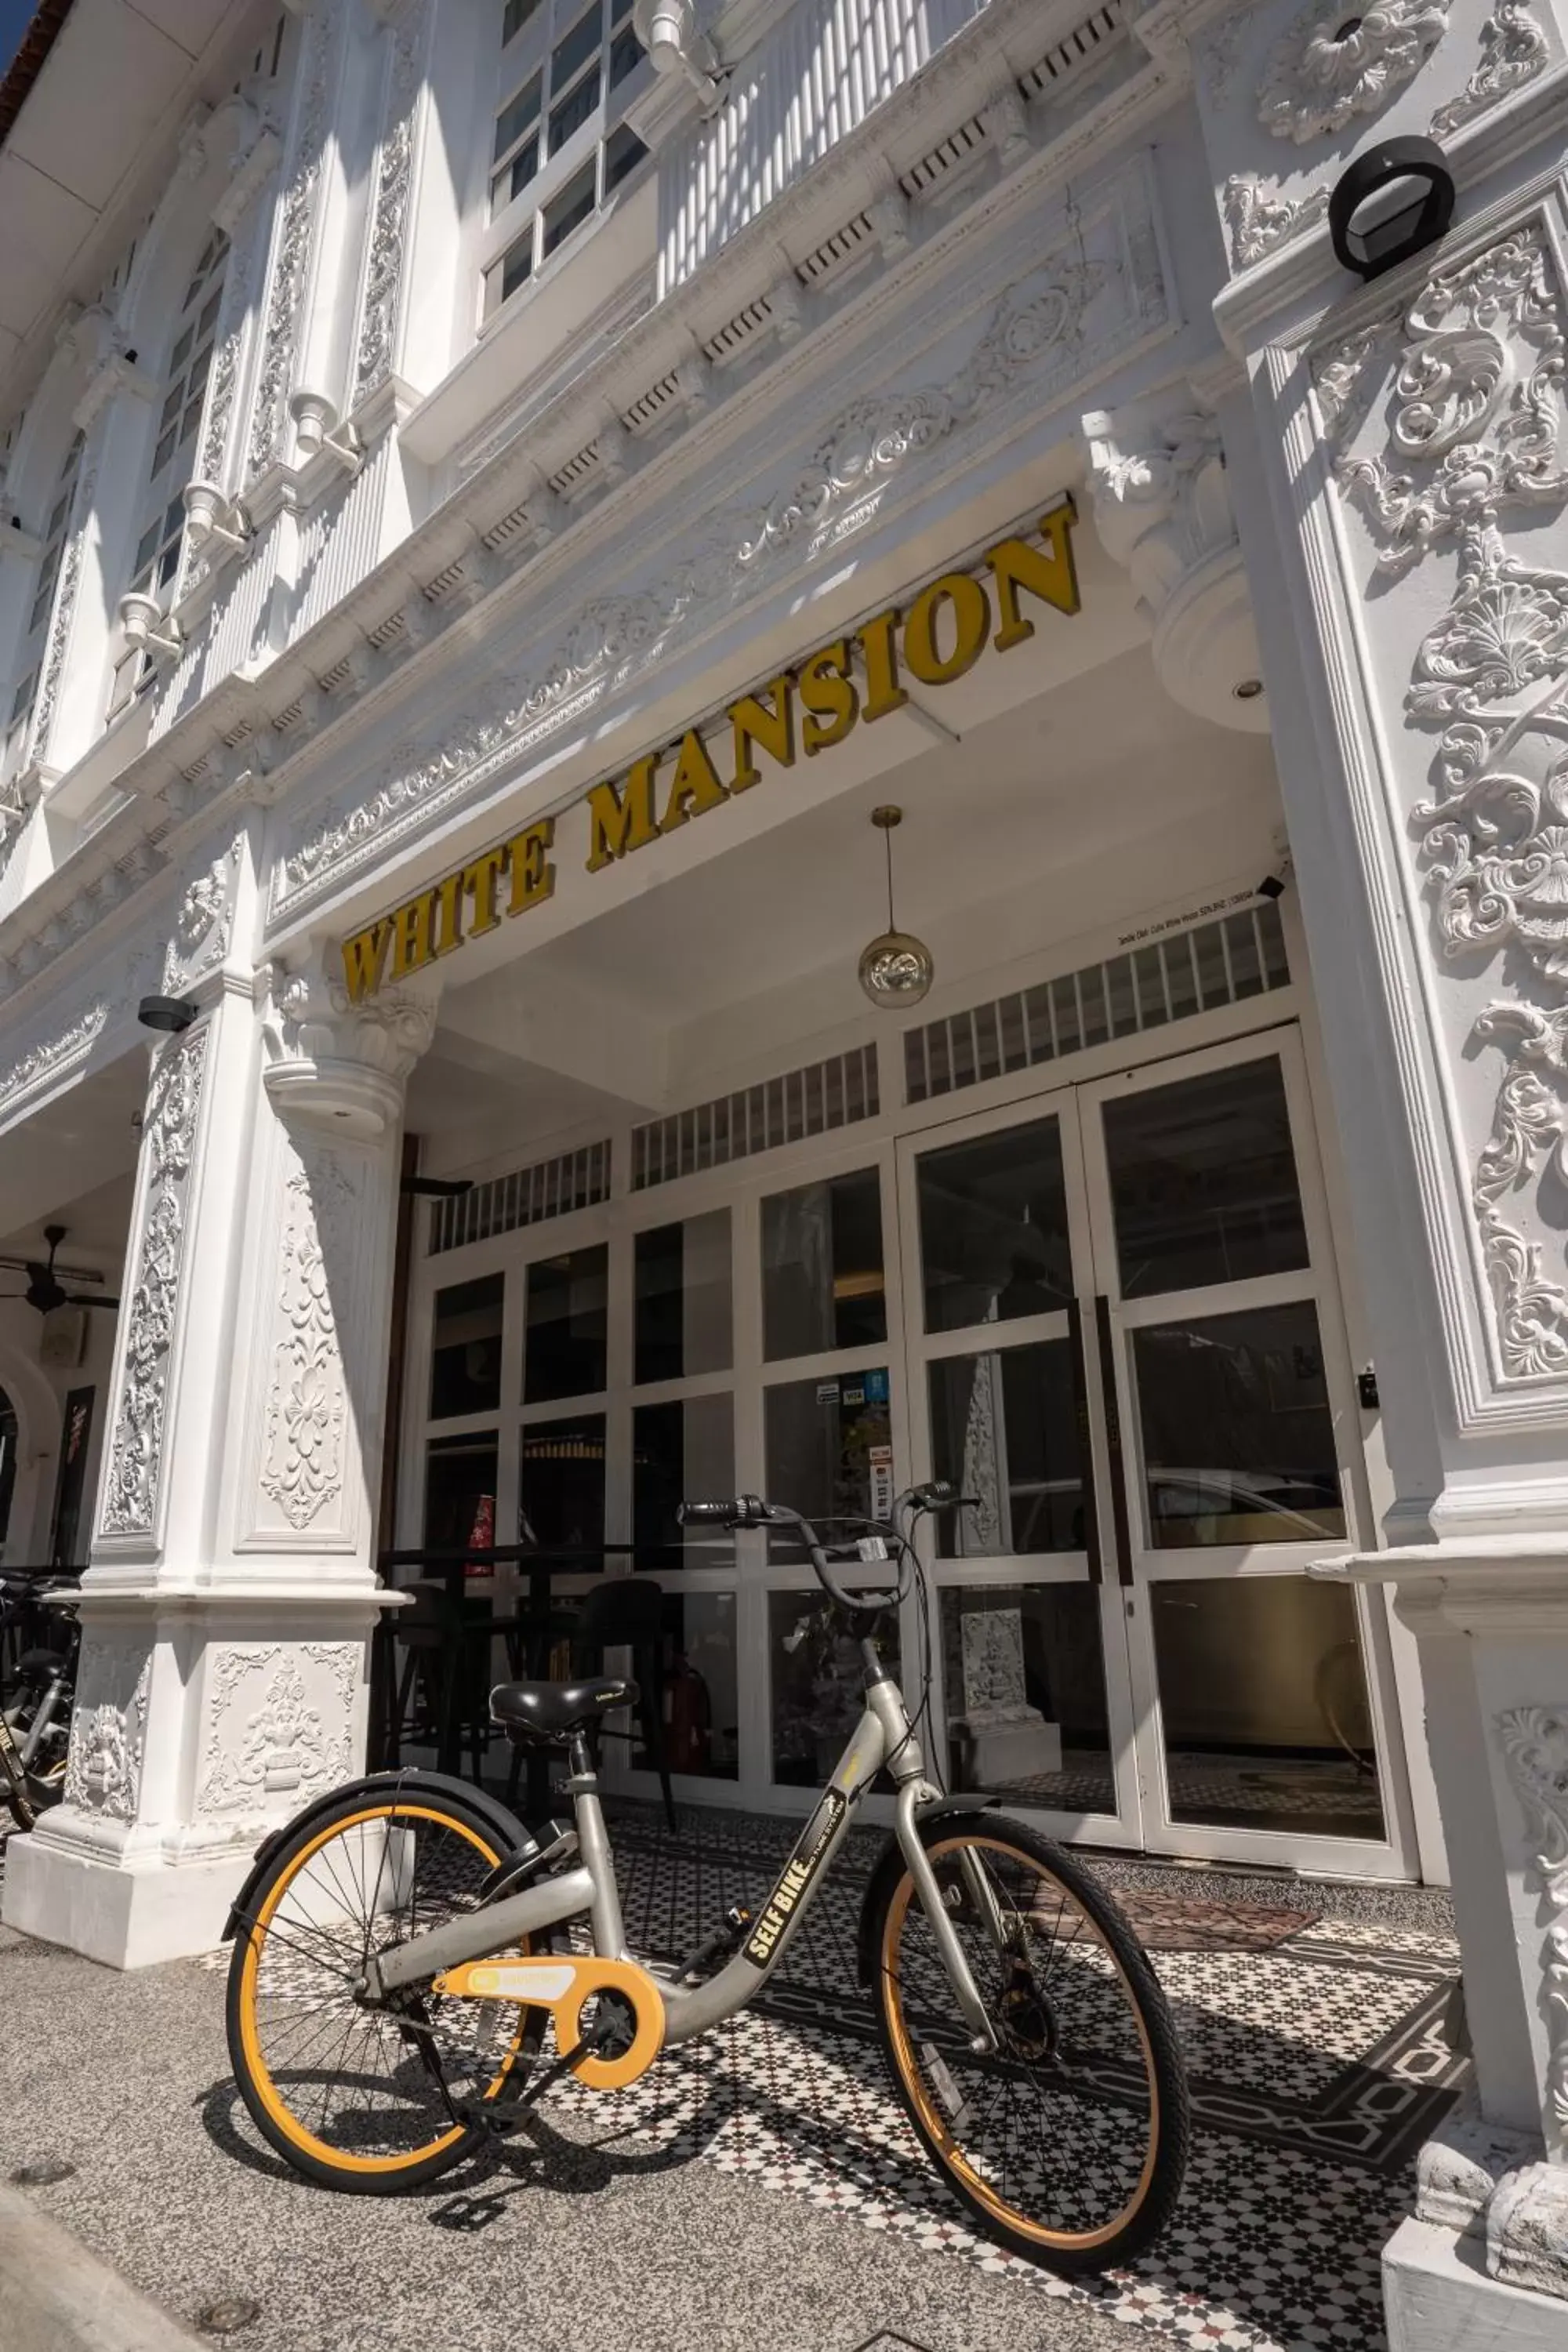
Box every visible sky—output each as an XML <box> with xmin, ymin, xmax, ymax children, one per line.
<box><xmin>0</xmin><ymin>1</ymin><xmax>34</xmax><ymax>81</ymax></box>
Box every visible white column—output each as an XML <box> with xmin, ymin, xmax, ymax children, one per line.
<box><xmin>1151</xmin><ymin>2</ymin><xmax>1568</xmax><ymax>2334</ymax></box>
<box><xmin>2</xmin><ymin>895</ymin><xmax>437</xmax><ymax>1966</ymax></box>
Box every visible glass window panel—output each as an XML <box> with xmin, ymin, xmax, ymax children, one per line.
<box><xmin>770</xmin><ymin>1590</ymin><xmax>898</xmax><ymax>1786</ymax></box>
<box><xmin>498</xmin><ymin>229</ymin><xmax>535</xmax><ymax>303</ymax></box>
<box><xmin>550</xmin><ymin>60</ymin><xmax>600</xmax><ymax>148</ymax></box>
<box><xmin>939</xmin><ymin>1584</ymin><xmax>1114</xmax><ymax>1813</ymax></box>
<box><xmin>1102</xmin><ymin>1057</ymin><xmax>1309</xmax><ymax>1300</ymax></box>
<box><xmin>916</xmin><ymin>1117</ymin><xmax>1072</xmax><ymax>1335</ymax></box>
<box><xmin>495</xmin><ymin>71</ymin><xmax>542</xmax><ymax>161</ymax></box>
<box><xmin>552</xmin><ymin>4</ymin><xmax>600</xmax><ymax>86</ymax></box>
<box><xmin>634</xmin><ymin>1210</ymin><xmax>731</xmax><ymax>1384</ymax></box>
<box><xmin>604</xmin><ymin>118</ymin><xmax>646</xmax><ymax>190</ymax></box>
<box><xmin>423</xmin><ymin>1431</ymin><xmax>499</xmax><ymax>1555</ymax></box>
<box><xmin>518</xmin><ymin>1411</ymin><xmax>605</xmax><ymax>1552</ymax></box>
<box><xmin>542</xmin><ymin>161</ymin><xmax>596</xmax><ymax>255</ymax></box>
<box><xmin>762</xmin><ymin>1169</ymin><xmax>885</xmax><ymax>1360</ymax></box>
<box><xmin>1131</xmin><ymin>1301</ymin><xmax>1345</xmax><ymax>1549</ymax></box>
<box><xmin>1149</xmin><ymin>1577</ymin><xmax>1385</xmax><ymax>1838</ymax></box>
<box><xmin>764</xmin><ymin>1367</ymin><xmax>891</xmax><ymax>1544</ymax></box>
<box><xmin>429</xmin><ymin>1273</ymin><xmax>504</xmax><ymax>1420</ymax></box>
<box><xmin>927</xmin><ymin>1340</ymin><xmax>1083</xmax><ymax>1557</ymax></box>
<box><xmin>631</xmin><ymin>1590</ymin><xmax>739</xmax><ymax>1779</ymax></box>
<box><xmin>608</xmin><ymin>21</ymin><xmax>641</xmax><ymax>85</ymax></box>
<box><xmin>503</xmin><ymin>0</ymin><xmax>543</xmax><ymax>41</ymax></box>
<box><xmin>633</xmin><ymin>1396</ymin><xmax>735</xmax><ymax>1567</ymax></box>
<box><xmin>495</xmin><ymin>132</ymin><xmax>540</xmax><ymax>210</ymax></box>
<box><xmin>524</xmin><ymin>1243</ymin><xmax>607</xmax><ymax>1401</ymax></box>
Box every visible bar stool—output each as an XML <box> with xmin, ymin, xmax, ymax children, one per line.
<box><xmin>506</xmin><ymin>1577</ymin><xmax>676</xmax><ymax>1830</ymax></box>
<box><xmin>385</xmin><ymin>1581</ymin><xmax>485</xmax><ymax>1783</ymax></box>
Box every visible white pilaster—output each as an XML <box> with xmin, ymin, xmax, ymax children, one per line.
<box><xmin>1</xmin><ymin>875</ymin><xmax>437</xmax><ymax>1966</ymax></box>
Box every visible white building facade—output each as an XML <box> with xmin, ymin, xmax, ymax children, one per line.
<box><xmin>0</xmin><ymin>0</ymin><xmax>1565</xmax><ymax>2338</ymax></box>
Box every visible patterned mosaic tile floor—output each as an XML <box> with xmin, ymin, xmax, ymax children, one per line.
<box><xmin>374</xmin><ymin>1798</ymin><xmax>1465</xmax><ymax>2352</ymax></box>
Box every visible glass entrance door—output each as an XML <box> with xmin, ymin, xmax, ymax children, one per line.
<box><xmin>898</xmin><ymin>1032</ymin><xmax>1414</xmax><ymax>1875</ymax></box>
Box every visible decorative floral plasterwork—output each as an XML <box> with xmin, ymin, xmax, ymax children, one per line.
<box><xmin>64</xmin><ymin>1647</ymin><xmax>151</xmax><ymax>1820</ymax></box>
<box><xmin>26</xmin><ymin>460</ymin><xmax>96</xmax><ymax>767</ymax></box>
<box><xmin>100</xmin><ymin>1024</ymin><xmax>209</xmax><ymax>1537</ymax></box>
<box><xmin>1224</xmin><ymin>175</ymin><xmax>1330</xmax><ymax>269</ymax></box>
<box><xmin>248</xmin><ymin>9</ymin><xmax>332</xmax><ymax>479</ymax></box>
<box><xmin>0</xmin><ymin>1002</ymin><xmax>107</xmax><ymax>1115</ymax></box>
<box><xmin>198</xmin><ymin>1643</ymin><xmax>357</xmax><ymax>1813</ymax></box>
<box><xmin>266</xmin><ymin>969</ymin><xmax>437</xmax><ymax>1086</ymax></box>
<box><xmin>1330</xmin><ymin>227</ymin><xmax>1567</xmax><ymax>571</ymax></box>
<box><xmin>281</xmin><ymin>200</ymin><xmax>1163</xmax><ymax>907</ymax></box>
<box><xmin>1260</xmin><ymin>0</ymin><xmax>1451</xmax><ymax>142</ymax></box>
<box><xmin>1431</xmin><ymin>0</ymin><xmax>1549</xmax><ymax>138</ymax></box>
<box><xmin>353</xmin><ymin>4</ymin><xmax>426</xmax><ymax>408</ymax></box>
<box><xmin>160</xmin><ymin>836</ymin><xmax>239</xmax><ymax>994</ymax></box>
<box><xmin>260</xmin><ymin>1145</ymin><xmax>355</xmax><ymax>1530</ymax></box>
<box><xmin>1497</xmin><ymin>1704</ymin><xmax>1568</xmax><ymax>2152</ymax></box>
<box><xmin>1326</xmin><ymin>222</ymin><xmax>1568</xmax><ymax>1381</ymax></box>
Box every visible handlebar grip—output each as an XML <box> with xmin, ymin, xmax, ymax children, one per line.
<box><xmin>677</xmin><ymin>1497</ymin><xmax>771</xmax><ymax>1530</ymax></box>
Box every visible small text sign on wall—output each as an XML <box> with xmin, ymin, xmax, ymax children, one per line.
<box><xmin>339</xmin><ymin>501</ymin><xmax>1080</xmax><ymax>1004</ymax></box>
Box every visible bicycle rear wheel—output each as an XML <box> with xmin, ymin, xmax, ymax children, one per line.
<box><xmin>868</xmin><ymin>1812</ymin><xmax>1188</xmax><ymax>2274</ymax></box>
<box><xmin>227</xmin><ymin>1786</ymin><xmax>547</xmax><ymax>2193</ymax></box>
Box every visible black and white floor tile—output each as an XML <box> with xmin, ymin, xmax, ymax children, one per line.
<box><xmin>206</xmin><ymin>1798</ymin><xmax>1465</xmax><ymax>2352</ymax></box>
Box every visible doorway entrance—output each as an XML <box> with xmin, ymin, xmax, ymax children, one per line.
<box><xmin>896</xmin><ymin>1029</ymin><xmax>1403</xmax><ymax>1875</ymax></box>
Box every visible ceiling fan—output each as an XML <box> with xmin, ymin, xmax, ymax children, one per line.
<box><xmin>0</xmin><ymin>1227</ymin><xmax>119</xmax><ymax>1315</ymax></box>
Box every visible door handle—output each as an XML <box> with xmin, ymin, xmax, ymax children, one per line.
<box><xmin>1066</xmin><ymin>1298</ymin><xmax>1102</xmax><ymax>1585</ymax></box>
<box><xmin>1093</xmin><ymin>1295</ymin><xmax>1136</xmax><ymax>1590</ymax></box>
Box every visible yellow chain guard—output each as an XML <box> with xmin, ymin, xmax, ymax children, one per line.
<box><xmin>430</xmin><ymin>1953</ymin><xmax>665</xmax><ymax>2089</ymax></box>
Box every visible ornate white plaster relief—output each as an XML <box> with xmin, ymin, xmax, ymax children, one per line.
<box><xmin>26</xmin><ymin>459</ymin><xmax>96</xmax><ymax>767</ymax></box>
<box><xmin>1319</xmin><ymin>223</ymin><xmax>1568</xmax><ymax>1385</ymax></box>
<box><xmin>198</xmin><ymin>1642</ymin><xmax>357</xmax><ymax>1813</ymax></box>
<box><xmin>259</xmin><ymin>1142</ymin><xmax>358</xmax><ymax>1530</ymax></box>
<box><xmin>279</xmin><ymin>172</ymin><xmax>1168</xmax><ymax>911</ymax></box>
<box><xmin>1431</xmin><ymin>0</ymin><xmax>1549</xmax><ymax>138</ymax></box>
<box><xmin>1260</xmin><ymin>0</ymin><xmax>1451</xmax><ymax>143</ymax></box>
<box><xmin>1224</xmin><ymin>176</ymin><xmax>1330</xmax><ymax>269</ymax></box>
<box><xmin>100</xmin><ymin>1024</ymin><xmax>209</xmax><ymax>1537</ymax></box>
<box><xmin>247</xmin><ymin>9</ymin><xmax>333</xmax><ymax>480</ymax></box>
<box><xmin>1497</xmin><ymin>1704</ymin><xmax>1568</xmax><ymax>2155</ymax></box>
<box><xmin>63</xmin><ymin>1646</ymin><xmax>151</xmax><ymax>1820</ymax></box>
<box><xmin>160</xmin><ymin>836</ymin><xmax>241</xmax><ymax>994</ymax></box>
<box><xmin>0</xmin><ymin>1003</ymin><xmax>108</xmax><ymax>1116</ymax></box>
<box><xmin>353</xmin><ymin>4</ymin><xmax>426</xmax><ymax>408</ymax></box>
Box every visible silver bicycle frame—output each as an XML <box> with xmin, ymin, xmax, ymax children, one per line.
<box><xmin>368</xmin><ymin>1672</ymin><xmax>997</xmax><ymax>2049</ymax></box>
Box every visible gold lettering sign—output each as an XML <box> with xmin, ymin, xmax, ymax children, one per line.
<box><xmin>339</xmin><ymin>501</ymin><xmax>1080</xmax><ymax>1002</ymax></box>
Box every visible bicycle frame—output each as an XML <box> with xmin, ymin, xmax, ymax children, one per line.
<box><xmin>365</xmin><ymin>1668</ymin><xmax>998</xmax><ymax>2050</ymax></box>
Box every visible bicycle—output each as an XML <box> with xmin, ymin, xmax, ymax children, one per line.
<box><xmin>0</xmin><ymin>1573</ymin><xmax>79</xmax><ymax>1831</ymax></box>
<box><xmin>224</xmin><ymin>1484</ymin><xmax>1189</xmax><ymax>2273</ymax></box>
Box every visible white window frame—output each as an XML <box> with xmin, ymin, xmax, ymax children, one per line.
<box><xmin>2</xmin><ymin>432</ymin><xmax>84</xmax><ymax>782</ymax></box>
<box><xmin>479</xmin><ymin>0</ymin><xmax>652</xmax><ymax>325</ymax></box>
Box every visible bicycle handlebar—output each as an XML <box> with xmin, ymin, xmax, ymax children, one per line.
<box><xmin>677</xmin><ymin>1483</ymin><xmax>975</xmax><ymax>1613</ymax></box>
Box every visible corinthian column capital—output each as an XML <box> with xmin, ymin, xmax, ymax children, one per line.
<box><xmin>262</xmin><ymin>960</ymin><xmax>437</xmax><ymax>1136</ymax></box>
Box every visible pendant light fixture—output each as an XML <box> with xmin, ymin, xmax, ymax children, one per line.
<box><xmin>858</xmin><ymin>805</ymin><xmax>934</xmax><ymax>1009</ymax></box>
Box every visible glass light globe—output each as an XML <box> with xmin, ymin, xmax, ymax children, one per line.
<box><xmin>858</xmin><ymin>928</ymin><xmax>935</xmax><ymax>1008</ymax></box>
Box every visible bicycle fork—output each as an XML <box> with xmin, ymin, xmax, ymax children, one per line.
<box><xmin>873</xmin><ymin>1685</ymin><xmax>1000</xmax><ymax>2055</ymax></box>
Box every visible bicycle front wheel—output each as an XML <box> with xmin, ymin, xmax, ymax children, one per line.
<box><xmin>868</xmin><ymin>1813</ymin><xmax>1188</xmax><ymax>2274</ymax></box>
<box><xmin>227</xmin><ymin>1785</ymin><xmax>548</xmax><ymax>2193</ymax></box>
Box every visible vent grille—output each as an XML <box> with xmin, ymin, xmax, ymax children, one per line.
<box><xmin>549</xmin><ymin>445</ymin><xmax>598</xmax><ymax>496</ymax></box>
<box><xmin>633</xmin><ymin>1046</ymin><xmax>880</xmax><ymax>1190</ymax></box>
<box><xmin>1019</xmin><ymin>2</ymin><xmax>1123</xmax><ymax>99</ymax></box>
<box><xmin>624</xmin><ymin>373</ymin><xmax>681</xmax><ymax>433</ymax></box>
<box><xmin>428</xmin><ymin>1140</ymin><xmax>613</xmax><ymax>1255</ymax></box>
<box><xmin>705</xmin><ymin>297</ymin><xmax>773</xmax><ymax>363</ymax></box>
<box><xmin>905</xmin><ymin>902</ymin><xmax>1290</xmax><ymax>1106</ymax></box>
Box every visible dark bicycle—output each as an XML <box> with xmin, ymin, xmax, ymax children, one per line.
<box><xmin>0</xmin><ymin>1571</ymin><xmax>80</xmax><ymax>1830</ymax></box>
<box><xmin>225</xmin><ymin>1482</ymin><xmax>1189</xmax><ymax>2273</ymax></box>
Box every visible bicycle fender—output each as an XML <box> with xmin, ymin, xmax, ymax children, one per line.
<box><xmin>221</xmin><ymin>1769</ymin><xmax>531</xmax><ymax>1939</ymax></box>
<box><xmin>854</xmin><ymin>1795</ymin><xmax>1000</xmax><ymax>1987</ymax></box>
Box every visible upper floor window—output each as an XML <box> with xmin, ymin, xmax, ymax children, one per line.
<box><xmin>111</xmin><ymin>228</ymin><xmax>228</xmax><ymax>711</ymax></box>
<box><xmin>3</xmin><ymin>430</ymin><xmax>83</xmax><ymax>778</ymax></box>
<box><xmin>482</xmin><ymin>0</ymin><xmax>648</xmax><ymax>321</ymax></box>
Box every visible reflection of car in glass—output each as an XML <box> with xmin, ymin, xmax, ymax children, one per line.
<box><xmin>1145</xmin><ymin>1468</ymin><xmax>1341</xmax><ymax>1545</ymax></box>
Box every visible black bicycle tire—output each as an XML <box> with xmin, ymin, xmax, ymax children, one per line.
<box><xmin>226</xmin><ymin>1782</ymin><xmax>541</xmax><ymax>2194</ymax></box>
<box><xmin>867</xmin><ymin>1810</ymin><xmax>1189</xmax><ymax>2275</ymax></box>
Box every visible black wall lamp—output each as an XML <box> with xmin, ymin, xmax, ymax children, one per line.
<box><xmin>1330</xmin><ymin>137</ymin><xmax>1454</xmax><ymax>280</ymax></box>
<box><xmin>137</xmin><ymin>996</ymin><xmax>199</xmax><ymax>1033</ymax></box>
<box><xmin>399</xmin><ymin>1175</ymin><xmax>475</xmax><ymax>1199</ymax></box>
